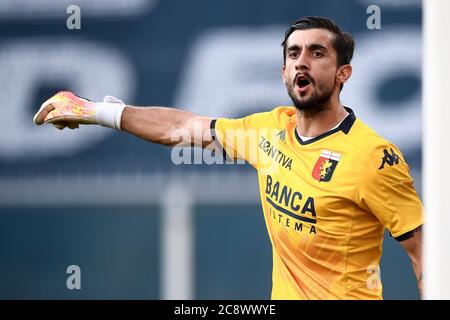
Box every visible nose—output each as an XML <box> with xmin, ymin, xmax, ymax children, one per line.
<box><xmin>295</xmin><ymin>51</ymin><xmax>310</xmax><ymax>71</ymax></box>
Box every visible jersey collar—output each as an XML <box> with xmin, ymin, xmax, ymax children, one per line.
<box><xmin>294</xmin><ymin>107</ymin><xmax>356</xmax><ymax>146</ymax></box>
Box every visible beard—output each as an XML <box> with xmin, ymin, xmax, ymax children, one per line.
<box><xmin>287</xmin><ymin>77</ymin><xmax>335</xmax><ymax>113</ymax></box>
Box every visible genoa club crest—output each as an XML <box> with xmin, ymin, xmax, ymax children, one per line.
<box><xmin>312</xmin><ymin>150</ymin><xmax>342</xmax><ymax>182</ymax></box>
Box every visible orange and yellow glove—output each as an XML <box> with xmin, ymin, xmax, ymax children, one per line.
<box><xmin>33</xmin><ymin>91</ymin><xmax>126</xmax><ymax>130</ymax></box>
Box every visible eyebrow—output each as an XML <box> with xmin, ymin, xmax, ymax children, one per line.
<box><xmin>287</xmin><ymin>43</ymin><xmax>328</xmax><ymax>52</ymax></box>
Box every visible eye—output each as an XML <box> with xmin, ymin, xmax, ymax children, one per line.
<box><xmin>312</xmin><ymin>51</ymin><xmax>323</xmax><ymax>58</ymax></box>
<box><xmin>289</xmin><ymin>51</ymin><xmax>299</xmax><ymax>59</ymax></box>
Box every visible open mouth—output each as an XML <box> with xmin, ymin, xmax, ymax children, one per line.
<box><xmin>298</xmin><ymin>78</ymin><xmax>310</xmax><ymax>88</ymax></box>
<box><xmin>295</xmin><ymin>75</ymin><xmax>312</xmax><ymax>91</ymax></box>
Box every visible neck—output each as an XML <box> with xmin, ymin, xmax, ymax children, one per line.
<box><xmin>295</xmin><ymin>96</ymin><xmax>349</xmax><ymax>138</ymax></box>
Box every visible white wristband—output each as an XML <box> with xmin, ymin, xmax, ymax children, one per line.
<box><xmin>95</xmin><ymin>95</ymin><xmax>126</xmax><ymax>130</ymax></box>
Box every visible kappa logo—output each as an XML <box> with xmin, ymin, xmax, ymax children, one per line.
<box><xmin>378</xmin><ymin>148</ymin><xmax>401</xmax><ymax>170</ymax></box>
<box><xmin>312</xmin><ymin>150</ymin><xmax>342</xmax><ymax>182</ymax></box>
<box><xmin>276</xmin><ymin>129</ymin><xmax>286</xmax><ymax>143</ymax></box>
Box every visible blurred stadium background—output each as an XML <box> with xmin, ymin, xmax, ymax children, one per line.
<box><xmin>0</xmin><ymin>0</ymin><xmax>422</xmax><ymax>299</ymax></box>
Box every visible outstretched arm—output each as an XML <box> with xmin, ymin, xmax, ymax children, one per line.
<box><xmin>399</xmin><ymin>226</ymin><xmax>423</xmax><ymax>298</ymax></box>
<box><xmin>33</xmin><ymin>91</ymin><xmax>214</xmax><ymax>148</ymax></box>
<box><xmin>121</xmin><ymin>106</ymin><xmax>213</xmax><ymax>148</ymax></box>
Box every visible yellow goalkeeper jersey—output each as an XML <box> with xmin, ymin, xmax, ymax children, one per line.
<box><xmin>211</xmin><ymin>106</ymin><xmax>424</xmax><ymax>300</ymax></box>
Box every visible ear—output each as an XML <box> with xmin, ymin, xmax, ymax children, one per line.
<box><xmin>281</xmin><ymin>65</ymin><xmax>287</xmax><ymax>84</ymax></box>
<box><xmin>336</xmin><ymin>64</ymin><xmax>352</xmax><ymax>86</ymax></box>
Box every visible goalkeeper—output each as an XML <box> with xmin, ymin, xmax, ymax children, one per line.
<box><xmin>33</xmin><ymin>17</ymin><xmax>424</xmax><ymax>300</ymax></box>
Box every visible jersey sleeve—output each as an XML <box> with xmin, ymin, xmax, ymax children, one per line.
<box><xmin>211</xmin><ymin>109</ymin><xmax>279</xmax><ymax>169</ymax></box>
<box><xmin>355</xmin><ymin>143</ymin><xmax>424</xmax><ymax>240</ymax></box>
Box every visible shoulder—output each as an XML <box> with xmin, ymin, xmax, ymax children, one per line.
<box><xmin>259</xmin><ymin>106</ymin><xmax>296</xmax><ymax>127</ymax></box>
<box><xmin>216</xmin><ymin>106</ymin><xmax>296</xmax><ymax>129</ymax></box>
<box><xmin>350</xmin><ymin>118</ymin><xmax>411</xmax><ymax>182</ymax></box>
<box><xmin>349</xmin><ymin>118</ymin><xmax>402</xmax><ymax>156</ymax></box>
<box><xmin>268</xmin><ymin>106</ymin><xmax>297</xmax><ymax>117</ymax></box>
<box><xmin>246</xmin><ymin>105</ymin><xmax>295</xmax><ymax>122</ymax></box>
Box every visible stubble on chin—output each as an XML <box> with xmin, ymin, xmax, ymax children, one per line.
<box><xmin>288</xmin><ymin>79</ymin><xmax>335</xmax><ymax>115</ymax></box>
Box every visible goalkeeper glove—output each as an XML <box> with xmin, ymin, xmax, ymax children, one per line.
<box><xmin>33</xmin><ymin>91</ymin><xmax>126</xmax><ymax>130</ymax></box>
